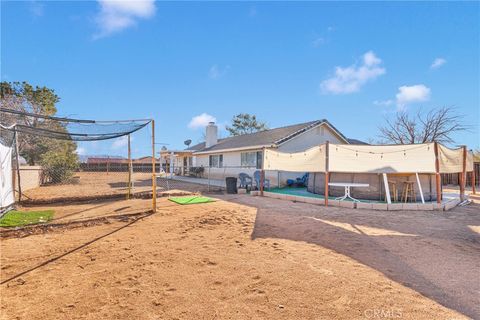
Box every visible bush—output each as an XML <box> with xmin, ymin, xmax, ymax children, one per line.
<box><xmin>40</xmin><ymin>145</ymin><xmax>79</xmax><ymax>184</ymax></box>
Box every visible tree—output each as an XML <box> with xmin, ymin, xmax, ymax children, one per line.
<box><xmin>378</xmin><ymin>107</ymin><xmax>468</xmax><ymax>145</ymax></box>
<box><xmin>0</xmin><ymin>81</ymin><xmax>76</xmax><ymax>165</ymax></box>
<box><xmin>1</xmin><ymin>81</ymin><xmax>78</xmax><ymax>183</ymax></box>
<box><xmin>226</xmin><ymin>113</ymin><xmax>268</xmax><ymax>136</ymax></box>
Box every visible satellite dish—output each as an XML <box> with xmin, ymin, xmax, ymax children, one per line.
<box><xmin>161</xmin><ymin>146</ymin><xmax>167</xmax><ymax>151</ymax></box>
<box><xmin>184</xmin><ymin>139</ymin><xmax>192</xmax><ymax>147</ymax></box>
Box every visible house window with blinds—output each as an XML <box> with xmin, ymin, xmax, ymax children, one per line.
<box><xmin>241</xmin><ymin>151</ymin><xmax>263</xmax><ymax>169</ymax></box>
<box><xmin>209</xmin><ymin>155</ymin><xmax>223</xmax><ymax>168</ymax></box>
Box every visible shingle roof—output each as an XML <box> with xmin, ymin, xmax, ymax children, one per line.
<box><xmin>187</xmin><ymin>119</ymin><xmax>363</xmax><ymax>153</ymax></box>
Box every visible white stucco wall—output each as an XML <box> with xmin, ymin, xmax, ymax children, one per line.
<box><xmin>278</xmin><ymin>123</ymin><xmax>345</xmax><ymax>152</ymax></box>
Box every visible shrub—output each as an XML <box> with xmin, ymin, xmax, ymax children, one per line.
<box><xmin>40</xmin><ymin>143</ymin><xmax>79</xmax><ymax>184</ymax></box>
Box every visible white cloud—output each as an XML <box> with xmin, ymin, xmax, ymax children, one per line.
<box><xmin>395</xmin><ymin>84</ymin><xmax>431</xmax><ymax>107</ymax></box>
<box><xmin>111</xmin><ymin>135</ymin><xmax>131</xmax><ymax>149</ymax></box>
<box><xmin>430</xmin><ymin>58</ymin><xmax>446</xmax><ymax>69</ymax></box>
<box><xmin>93</xmin><ymin>0</ymin><xmax>156</xmax><ymax>39</ymax></box>
<box><xmin>373</xmin><ymin>99</ymin><xmax>394</xmax><ymax>107</ymax></box>
<box><xmin>208</xmin><ymin>64</ymin><xmax>230</xmax><ymax>80</ymax></box>
<box><xmin>312</xmin><ymin>37</ymin><xmax>325</xmax><ymax>48</ymax></box>
<box><xmin>76</xmin><ymin>147</ymin><xmax>87</xmax><ymax>155</ymax></box>
<box><xmin>320</xmin><ymin>51</ymin><xmax>386</xmax><ymax>94</ymax></box>
<box><xmin>188</xmin><ymin>113</ymin><xmax>216</xmax><ymax>129</ymax></box>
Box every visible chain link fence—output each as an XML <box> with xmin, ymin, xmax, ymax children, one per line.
<box><xmin>156</xmin><ymin>165</ymin><xmax>309</xmax><ymax>193</ymax></box>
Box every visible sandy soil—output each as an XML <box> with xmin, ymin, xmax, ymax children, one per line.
<box><xmin>23</xmin><ymin>172</ymin><xmax>214</xmax><ymax>203</ymax></box>
<box><xmin>1</xmin><ymin>195</ymin><xmax>478</xmax><ymax>319</ymax></box>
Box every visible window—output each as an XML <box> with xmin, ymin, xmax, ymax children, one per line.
<box><xmin>241</xmin><ymin>152</ymin><xmax>256</xmax><ymax>167</ymax></box>
<box><xmin>209</xmin><ymin>154</ymin><xmax>223</xmax><ymax>168</ymax></box>
<box><xmin>241</xmin><ymin>151</ymin><xmax>263</xmax><ymax>169</ymax></box>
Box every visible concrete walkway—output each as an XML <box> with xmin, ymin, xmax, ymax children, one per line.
<box><xmin>168</xmin><ymin>175</ymin><xmax>226</xmax><ymax>188</ymax></box>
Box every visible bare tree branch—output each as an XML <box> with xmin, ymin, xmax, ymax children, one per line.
<box><xmin>378</xmin><ymin>106</ymin><xmax>469</xmax><ymax>145</ymax></box>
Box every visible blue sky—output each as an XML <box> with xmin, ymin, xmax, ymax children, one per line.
<box><xmin>2</xmin><ymin>1</ymin><xmax>479</xmax><ymax>157</ymax></box>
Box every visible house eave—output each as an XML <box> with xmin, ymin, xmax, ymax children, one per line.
<box><xmin>192</xmin><ymin>144</ymin><xmax>275</xmax><ymax>155</ymax></box>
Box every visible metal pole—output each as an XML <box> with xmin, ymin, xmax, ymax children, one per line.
<box><xmin>208</xmin><ymin>166</ymin><xmax>211</xmax><ymax>192</ymax></box>
<box><xmin>324</xmin><ymin>142</ymin><xmax>329</xmax><ymax>206</ymax></box>
<box><xmin>151</xmin><ymin>120</ymin><xmax>157</xmax><ymax>212</ymax></box>
<box><xmin>14</xmin><ymin>128</ymin><xmax>22</xmax><ymax>202</ymax></box>
<box><xmin>127</xmin><ymin>134</ymin><xmax>132</xmax><ymax>200</ymax></box>
<box><xmin>434</xmin><ymin>142</ymin><xmax>441</xmax><ymax>204</ymax></box>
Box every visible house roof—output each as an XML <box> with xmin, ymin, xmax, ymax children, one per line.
<box><xmin>188</xmin><ymin>119</ymin><xmax>364</xmax><ymax>154</ymax></box>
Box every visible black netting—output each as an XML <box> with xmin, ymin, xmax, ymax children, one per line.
<box><xmin>0</xmin><ymin>108</ymin><xmax>150</xmax><ymax>141</ymax></box>
<box><xmin>0</xmin><ymin>124</ymin><xmax>16</xmax><ymax>147</ymax></box>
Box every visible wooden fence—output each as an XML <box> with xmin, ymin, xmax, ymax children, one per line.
<box><xmin>441</xmin><ymin>162</ymin><xmax>479</xmax><ymax>186</ymax></box>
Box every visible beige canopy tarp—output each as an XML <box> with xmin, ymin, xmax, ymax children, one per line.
<box><xmin>263</xmin><ymin>145</ymin><xmax>326</xmax><ymax>172</ymax></box>
<box><xmin>263</xmin><ymin>142</ymin><xmax>474</xmax><ymax>174</ymax></box>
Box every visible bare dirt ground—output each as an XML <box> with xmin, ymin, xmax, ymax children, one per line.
<box><xmin>23</xmin><ymin>172</ymin><xmax>215</xmax><ymax>203</ymax></box>
<box><xmin>1</xmin><ymin>194</ymin><xmax>478</xmax><ymax>319</ymax></box>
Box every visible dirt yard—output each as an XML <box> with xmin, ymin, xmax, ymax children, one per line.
<box><xmin>23</xmin><ymin>172</ymin><xmax>214</xmax><ymax>203</ymax></box>
<box><xmin>1</xmin><ymin>195</ymin><xmax>479</xmax><ymax>319</ymax></box>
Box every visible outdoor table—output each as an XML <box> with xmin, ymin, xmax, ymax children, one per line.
<box><xmin>328</xmin><ymin>182</ymin><xmax>370</xmax><ymax>202</ymax></box>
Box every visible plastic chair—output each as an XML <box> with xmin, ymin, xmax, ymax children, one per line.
<box><xmin>254</xmin><ymin>170</ymin><xmax>270</xmax><ymax>190</ymax></box>
<box><xmin>238</xmin><ymin>173</ymin><xmax>253</xmax><ymax>191</ymax></box>
<box><xmin>296</xmin><ymin>173</ymin><xmax>309</xmax><ymax>187</ymax></box>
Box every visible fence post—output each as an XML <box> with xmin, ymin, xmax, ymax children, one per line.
<box><xmin>434</xmin><ymin>142</ymin><xmax>441</xmax><ymax>204</ymax></box>
<box><xmin>324</xmin><ymin>142</ymin><xmax>329</xmax><ymax>207</ymax></box>
<box><xmin>472</xmin><ymin>163</ymin><xmax>476</xmax><ymax>195</ymax></box>
<box><xmin>151</xmin><ymin>120</ymin><xmax>157</xmax><ymax>213</ymax></box>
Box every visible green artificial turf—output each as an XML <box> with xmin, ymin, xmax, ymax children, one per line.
<box><xmin>168</xmin><ymin>196</ymin><xmax>215</xmax><ymax>205</ymax></box>
<box><xmin>0</xmin><ymin>210</ymin><xmax>54</xmax><ymax>227</ymax></box>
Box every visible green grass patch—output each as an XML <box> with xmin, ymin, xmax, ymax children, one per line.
<box><xmin>0</xmin><ymin>210</ymin><xmax>54</xmax><ymax>227</ymax></box>
<box><xmin>169</xmin><ymin>196</ymin><xmax>215</xmax><ymax>205</ymax></box>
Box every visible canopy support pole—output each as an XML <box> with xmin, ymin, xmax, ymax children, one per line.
<box><xmin>324</xmin><ymin>141</ymin><xmax>329</xmax><ymax>207</ymax></box>
<box><xmin>127</xmin><ymin>134</ymin><xmax>132</xmax><ymax>200</ymax></box>
<box><xmin>260</xmin><ymin>147</ymin><xmax>265</xmax><ymax>196</ymax></box>
<box><xmin>383</xmin><ymin>173</ymin><xmax>391</xmax><ymax>204</ymax></box>
<box><xmin>434</xmin><ymin>142</ymin><xmax>441</xmax><ymax>204</ymax></box>
<box><xmin>461</xmin><ymin>146</ymin><xmax>467</xmax><ymax>201</ymax></box>
<box><xmin>415</xmin><ymin>173</ymin><xmax>425</xmax><ymax>204</ymax></box>
<box><xmin>151</xmin><ymin>120</ymin><xmax>156</xmax><ymax>213</ymax></box>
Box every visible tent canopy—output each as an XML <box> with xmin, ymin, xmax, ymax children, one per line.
<box><xmin>263</xmin><ymin>142</ymin><xmax>474</xmax><ymax>174</ymax></box>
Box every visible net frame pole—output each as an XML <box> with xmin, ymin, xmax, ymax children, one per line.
<box><xmin>127</xmin><ymin>134</ymin><xmax>132</xmax><ymax>200</ymax></box>
<box><xmin>434</xmin><ymin>142</ymin><xmax>441</xmax><ymax>204</ymax></box>
<box><xmin>14</xmin><ymin>127</ymin><xmax>22</xmax><ymax>202</ymax></box>
<box><xmin>324</xmin><ymin>141</ymin><xmax>329</xmax><ymax>207</ymax></box>
<box><xmin>461</xmin><ymin>145</ymin><xmax>467</xmax><ymax>201</ymax></box>
<box><xmin>151</xmin><ymin>120</ymin><xmax>157</xmax><ymax>212</ymax></box>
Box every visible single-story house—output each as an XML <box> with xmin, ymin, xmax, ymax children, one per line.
<box><xmin>162</xmin><ymin>120</ymin><xmax>365</xmax><ymax>186</ymax></box>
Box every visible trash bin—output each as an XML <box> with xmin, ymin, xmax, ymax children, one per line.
<box><xmin>225</xmin><ymin>177</ymin><xmax>238</xmax><ymax>194</ymax></box>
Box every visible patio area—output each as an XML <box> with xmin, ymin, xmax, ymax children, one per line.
<box><xmin>261</xmin><ymin>186</ymin><xmax>463</xmax><ymax>211</ymax></box>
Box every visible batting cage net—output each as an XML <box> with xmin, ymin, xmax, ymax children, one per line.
<box><xmin>0</xmin><ymin>108</ymin><xmax>158</xmax><ymax>210</ymax></box>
